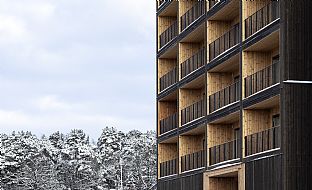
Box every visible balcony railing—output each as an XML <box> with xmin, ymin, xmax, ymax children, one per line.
<box><xmin>180</xmin><ymin>1</ymin><xmax>205</xmax><ymax>31</ymax></box>
<box><xmin>209</xmin><ymin>81</ymin><xmax>239</xmax><ymax>113</ymax></box>
<box><xmin>245</xmin><ymin>1</ymin><xmax>280</xmax><ymax>39</ymax></box>
<box><xmin>158</xmin><ymin>0</ymin><xmax>165</xmax><ymax>7</ymax></box>
<box><xmin>245</xmin><ymin>126</ymin><xmax>280</xmax><ymax>156</ymax></box>
<box><xmin>209</xmin><ymin>139</ymin><xmax>240</xmax><ymax>165</ymax></box>
<box><xmin>160</xmin><ymin>158</ymin><xmax>178</xmax><ymax>177</ymax></box>
<box><xmin>244</xmin><ymin>61</ymin><xmax>279</xmax><ymax>97</ymax></box>
<box><xmin>208</xmin><ymin>0</ymin><xmax>219</xmax><ymax>9</ymax></box>
<box><xmin>181</xmin><ymin>150</ymin><xmax>206</xmax><ymax>172</ymax></box>
<box><xmin>160</xmin><ymin>113</ymin><xmax>178</xmax><ymax>135</ymax></box>
<box><xmin>209</xmin><ymin>24</ymin><xmax>239</xmax><ymax>61</ymax></box>
<box><xmin>180</xmin><ymin>48</ymin><xmax>206</xmax><ymax>79</ymax></box>
<box><xmin>159</xmin><ymin>67</ymin><xmax>178</xmax><ymax>92</ymax></box>
<box><xmin>160</xmin><ymin>20</ymin><xmax>178</xmax><ymax>48</ymax></box>
<box><xmin>181</xmin><ymin>99</ymin><xmax>206</xmax><ymax>126</ymax></box>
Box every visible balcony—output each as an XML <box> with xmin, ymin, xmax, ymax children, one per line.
<box><xmin>208</xmin><ymin>0</ymin><xmax>219</xmax><ymax>9</ymax></box>
<box><xmin>245</xmin><ymin>126</ymin><xmax>280</xmax><ymax>156</ymax></box>
<box><xmin>159</xmin><ymin>67</ymin><xmax>178</xmax><ymax>92</ymax></box>
<box><xmin>181</xmin><ymin>150</ymin><xmax>206</xmax><ymax>172</ymax></box>
<box><xmin>181</xmin><ymin>99</ymin><xmax>206</xmax><ymax>126</ymax></box>
<box><xmin>160</xmin><ymin>112</ymin><xmax>178</xmax><ymax>135</ymax></box>
<box><xmin>160</xmin><ymin>158</ymin><xmax>178</xmax><ymax>177</ymax></box>
<box><xmin>160</xmin><ymin>20</ymin><xmax>178</xmax><ymax>48</ymax></box>
<box><xmin>209</xmin><ymin>24</ymin><xmax>239</xmax><ymax>61</ymax></box>
<box><xmin>209</xmin><ymin>139</ymin><xmax>239</xmax><ymax>165</ymax></box>
<box><xmin>244</xmin><ymin>1</ymin><xmax>280</xmax><ymax>39</ymax></box>
<box><xmin>180</xmin><ymin>47</ymin><xmax>206</xmax><ymax>79</ymax></box>
<box><xmin>180</xmin><ymin>1</ymin><xmax>205</xmax><ymax>31</ymax></box>
<box><xmin>244</xmin><ymin>61</ymin><xmax>279</xmax><ymax>97</ymax></box>
<box><xmin>209</xmin><ymin>81</ymin><xmax>239</xmax><ymax>113</ymax></box>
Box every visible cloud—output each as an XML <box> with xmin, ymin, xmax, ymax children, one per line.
<box><xmin>0</xmin><ymin>0</ymin><xmax>156</xmax><ymax>139</ymax></box>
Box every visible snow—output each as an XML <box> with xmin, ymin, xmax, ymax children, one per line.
<box><xmin>0</xmin><ymin>128</ymin><xmax>157</xmax><ymax>190</ymax></box>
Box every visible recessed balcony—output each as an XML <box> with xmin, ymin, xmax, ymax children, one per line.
<box><xmin>209</xmin><ymin>24</ymin><xmax>239</xmax><ymax>61</ymax></box>
<box><xmin>180</xmin><ymin>1</ymin><xmax>205</xmax><ymax>31</ymax></box>
<box><xmin>158</xmin><ymin>141</ymin><xmax>178</xmax><ymax>178</ymax></box>
<box><xmin>181</xmin><ymin>150</ymin><xmax>206</xmax><ymax>173</ymax></box>
<box><xmin>244</xmin><ymin>60</ymin><xmax>280</xmax><ymax>97</ymax></box>
<box><xmin>244</xmin><ymin>1</ymin><xmax>280</xmax><ymax>40</ymax></box>
<box><xmin>159</xmin><ymin>67</ymin><xmax>178</xmax><ymax>92</ymax></box>
<box><xmin>159</xmin><ymin>20</ymin><xmax>178</xmax><ymax>49</ymax></box>
<box><xmin>180</xmin><ymin>47</ymin><xmax>206</xmax><ymax>79</ymax></box>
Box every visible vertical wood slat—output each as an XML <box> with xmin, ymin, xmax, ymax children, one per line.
<box><xmin>209</xmin><ymin>81</ymin><xmax>239</xmax><ymax>113</ymax></box>
<box><xmin>181</xmin><ymin>99</ymin><xmax>206</xmax><ymax>125</ymax></box>
<box><xmin>180</xmin><ymin>1</ymin><xmax>205</xmax><ymax>31</ymax></box>
<box><xmin>181</xmin><ymin>150</ymin><xmax>206</xmax><ymax>172</ymax></box>
<box><xmin>244</xmin><ymin>61</ymin><xmax>280</xmax><ymax>97</ymax></box>
<box><xmin>160</xmin><ymin>67</ymin><xmax>178</xmax><ymax>92</ymax></box>
<box><xmin>209</xmin><ymin>139</ymin><xmax>239</xmax><ymax>165</ymax></box>
<box><xmin>245</xmin><ymin>126</ymin><xmax>281</xmax><ymax>157</ymax></box>
<box><xmin>181</xmin><ymin>48</ymin><xmax>206</xmax><ymax>79</ymax></box>
<box><xmin>244</xmin><ymin>1</ymin><xmax>280</xmax><ymax>39</ymax></box>
<box><xmin>209</xmin><ymin>24</ymin><xmax>239</xmax><ymax>61</ymax></box>
<box><xmin>160</xmin><ymin>158</ymin><xmax>178</xmax><ymax>177</ymax></box>
<box><xmin>160</xmin><ymin>20</ymin><xmax>178</xmax><ymax>48</ymax></box>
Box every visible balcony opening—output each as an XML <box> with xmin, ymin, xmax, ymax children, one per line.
<box><xmin>208</xmin><ymin>59</ymin><xmax>239</xmax><ymax>113</ymax></box>
<box><xmin>180</xmin><ymin>1</ymin><xmax>206</xmax><ymax>32</ymax></box>
<box><xmin>180</xmin><ymin>80</ymin><xmax>206</xmax><ymax>126</ymax></box>
<box><xmin>243</xmin><ymin>96</ymin><xmax>281</xmax><ymax>157</ymax></box>
<box><xmin>243</xmin><ymin>0</ymin><xmax>280</xmax><ymax>40</ymax></box>
<box><xmin>179</xmin><ymin>38</ymin><xmax>206</xmax><ymax>79</ymax></box>
<box><xmin>208</xmin><ymin>115</ymin><xmax>240</xmax><ymax>166</ymax></box>
<box><xmin>208</xmin><ymin>175</ymin><xmax>238</xmax><ymax>190</ymax></box>
<box><xmin>243</xmin><ymin>44</ymin><xmax>280</xmax><ymax>98</ymax></box>
<box><xmin>158</xmin><ymin>10</ymin><xmax>178</xmax><ymax>49</ymax></box>
<box><xmin>208</xmin><ymin>1</ymin><xmax>240</xmax><ymax>62</ymax></box>
<box><xmin>158</xmin><ymin>93</ymin><xmax>178</xmax><ymax>136</ymax></box>
<box><xmin>180</xmin><ymin>128</ymin><xmax>206</xmax><ymax>173</ymax></box>
<box><xmin>159</xmin><ymin>139</ymin><xmax>179</xmax><ymax>178</ymax></box>
<box><xmin>158</xmin><ymin>57</ymin><xmax>178</xmax><ymax>93</ymax></box>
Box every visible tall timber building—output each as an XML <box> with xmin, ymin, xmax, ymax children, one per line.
<box><xmin>156</xmin><ymin>0</ymin><xmax>312</xmax><ymax>190</ymax></box>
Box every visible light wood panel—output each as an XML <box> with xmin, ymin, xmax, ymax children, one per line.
<box><xmin>179</xmin><ymin>134</ymin><xmax>205</xmax><ymax>157</ymax></box>
<box><xmin>179</xmin><ymin>42</ymin><xmax>202</xmax><ymax>64</ymax></box>
<box><xmin>158</xmin><ymin>58</ymin><xmax>177</xmax><ymax>92</ymax></box>
<box><xmin>207</xmin><ymin>72</ymin><xmax>236</xmax><ymax>96</ymax></box>
<box><xmin>179</xmin><ymin>88</ymin><xmax>205</xmax><ymax>109</ymax></box>
<box><xmin>158</xmin><ymin>101</ymin><xmax>177</xmax><ymax>134</ymax></box>
<box><xmin>207</xmin><ymin>21</ymin><xmax>231</xmax><ymax>45</ymax></box>
<box><xmin>242</xmin><ymin>0</ymin><xmax>270</xmax><ymax>39</ymax></box>
<box><xmin>208</xmin><ymin>124</ymin><xmax>235</xmax><ymax>148</ymax></box>
<box><xmin>158</xmin><ymin>143</ymin><xmax>178</xmax><ymax>163</ymax></box>
<box><xmin>158</xmin><ymin>16</ymin><xmax>177</xmax><ymax>49</ymax></box>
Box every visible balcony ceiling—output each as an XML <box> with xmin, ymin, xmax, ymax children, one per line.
<box><xmin>180</xmin><ymin>23</ymin><xmax>206</xmax><ymax>43</ymax></box>
<box><xmin>245</xmin><ymin>30</ymin><xmax>280</xmax><ymax>52</ymax></box>
<box><xmin>159</xmin><ymin>1</ymin><xmax>178</xmax><ymax>17</ymax></box>
<box><xmin>209</xmin><ymin>54</ymin><xmax>239</xmax><ymax>73</ymax></box>
<box><xmin>209</xmin><ymin>111</ymin><xmax>240</xmax><ymax>124</ymax></box>
<box><xmin>209</xmin><ymin>0</ymin><xmax>240</xmax><ymax>21</ymax></box>
<box><xmin>246</xmin><ymin>95</ymin><xmax>280</xmax><ymax>110</ymax></box>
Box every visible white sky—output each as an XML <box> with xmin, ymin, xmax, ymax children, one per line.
<box><xmin>0</xmin><ymin>0</ymin><xmax>156</xmax><ymax>140</ymax></box>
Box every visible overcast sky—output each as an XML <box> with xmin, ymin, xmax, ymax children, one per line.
<box><xmin>0</xmin><ymin>0</ymin><xmax>156</xmax><ymax>140</ymax></box>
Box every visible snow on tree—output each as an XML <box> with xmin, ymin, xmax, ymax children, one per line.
<box><xmin>0</xmin><ymin>128</ymin><xmax>157</xmax><ymax>190</ymax></box>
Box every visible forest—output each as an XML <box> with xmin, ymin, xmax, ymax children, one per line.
<box><xmin>0</xmin><ymin>127</ymin><xmax>156</xmax><ymax>190</ymax></box>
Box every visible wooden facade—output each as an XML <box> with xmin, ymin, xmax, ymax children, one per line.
<box><xmin>157</xmin><ymin>0</ymin><xmax>312</xmax><ymax>189</ymax></box>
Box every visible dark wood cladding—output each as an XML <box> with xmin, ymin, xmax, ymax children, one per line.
<box><xmin>158</xmin><ymin>177</ymin><xmax>180</xmax><ymax>190</ymax></box>
<box><xmin>180</xmin><ymin>1</ymin><xmax>205</xmax><ymax>31</ymax></box>
<box><xmin>245</xmin><ymin>126</ymin><xmax>280</xmax><ymax>157</ymax></box>
<box><xmin>181</xmin><ymin>48</ymin><xmax>206</xmax><ymax>79</ymax></box>
<box><xmin>181</xmin><ymin>173</ymin><xmax>203</xmax><ymax>190</ymax></box>
<box><xmin>209</xmin><ymin>81</ymin><xmax>239</xmax><ymax>113</ymax></box>
<box><xmin>160</xmin><ymin>20</ymin><xmax>178</xmax><ymax>48</ymax></box>
<box><xmin>209</xmin><ymin>139</ymin><xmax>240</xmax><ymax>165</ymax></box>
<box><xmin>160</xmin><ymin>158</ymin><xmax>178</xmax><ymax>177</ymax></box>
<box><xmin>245</xmin><ymin>154</ymin><xmax>282</xmax><ymax>190</ymax></box>
<box><xmin>245</xmin><ymin>1</ymin><xmax>280</xmax><ymax>39</ymax></box>
<box><xmin>159</xmin><ymin>67</ymin><xmax>178</xmax><ymax>92</ymax></box>
<box><xmin>160</xmin><ymin>113</ymin><xmax>178</xmax><ymax>135</ymax></box>
<box><xmin>245</xmin><ymin>61</ymin><xmax>280</xmax><ymax>97</ymax></box>
<box><xmin>181</xmin><ymin>99</ymin><xmax>206</xmax><ymax>126</ymax></box>
<box><xmin>209</xmin><ymin>24</ymin><xmax>239</xmax><ymax>61</ymax></box>
<box><xmin>181</xmin><ymin>150</ymin><xmax>206</xmax><ymax>172</ymax></box>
